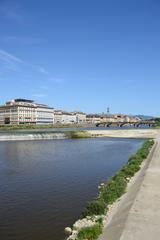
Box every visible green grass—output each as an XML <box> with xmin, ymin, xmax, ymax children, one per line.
<box><xmin>75</xmin><ymin>139</ymin><xmax>154</xmax><ymax>240</ymax></box>
<box><xmin>99</xmin><ymin>140</ymin><xmax>154</xmax><ymax>205</ymax></box>
<box><xmin>154</xmin><ymin>118</ymin><xmax>160</xmax><ymax>128</ymax></box>
<box><xmin>0</xmin><ymin>123</ymin><xmax>84</xmax><ymax>131</ymax></box>
<box><xmin>65</xmin><ymin>131</ymin><xmax>92</xmax><ymax>139</ymax></box>
<box><xmin>81</xmin><ymin>200</ymin><xmax>106</xmax><ymax>218</ymax></box>
<box><xmin>99</xmin><ymin>174</ymin><xmax>127</xmax><ymax>204</ymax></box>
<box><xmin>76</xmin><ymin>223</ymin><xmax>102</xmax><ymax>240</ymax></box>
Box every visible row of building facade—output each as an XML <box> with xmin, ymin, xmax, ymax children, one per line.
<box><xmin>0</xmin><ymin>99</ymin><xmax>86</xmax><ymax>125</ymax></box>
<box><xmin>86</xmin><ymin>114</ymin><xmax>141</xmax><ymax>124</ymax></box>
<box><xmin>0</xmin><ymin>99</ymin><xmax>141</xmax><ymax>125</ymax></box>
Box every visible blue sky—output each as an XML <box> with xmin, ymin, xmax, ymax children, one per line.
<box><xmin>0</xmin><ymin>0</ymin><xmax>160</xmax><ymax>116</ymax></box>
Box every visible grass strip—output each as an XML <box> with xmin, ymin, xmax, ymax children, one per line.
<box><xmin>76</xmin><ymin>223</ymin><xmax>102</xmax><ymax>240</ymax></box>
<box><xmin>0</xmin><ymin>124</ymin><xmax>84</xmax><ymax>131</ymax></box>
<box><xmin>154</xmin><ymin>118</ymin><xmax>160</xmax><ymax>128</ymax></box>
<box><xmin>66</xmin><ymin>131</ymin><xmax>92</xmax><ymax>139</ymax></box>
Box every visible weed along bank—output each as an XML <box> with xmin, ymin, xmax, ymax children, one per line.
<box><xmin>65</xmin><ymin>140</ymin><xmax>154</xmax><ymax>240</ymax></box>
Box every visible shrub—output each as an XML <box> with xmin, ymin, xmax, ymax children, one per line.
<box><xmin>121</xmin><ymin>163</ymin><xmax>140</xmax><ymax>178</ymax></box>
<box><xmin>99</xmin><ymin>175</ymin><xmax>127</xmax><ymax>204</ymax></box>
<box><xmin>81</xmin><ymin>200</ymin><xmax>106</xmax><ymax>218</ymax></box>
<box><xmin>128</xmin><ymin>154</ymin><xmax>142</xmax><ymax>163</ymax></box>
<box><xmin>66</xmin><ymin>131</ymin><xmax>91</xmax><ymax>139</ymax></box>
<box><xmin>76</xmin><ymin>224</ymin><xmax>102</xmax><ymax>240</ymax></box>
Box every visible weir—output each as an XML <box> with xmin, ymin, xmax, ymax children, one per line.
<box><xmin>0</xmin><ymin>132</ymin><xmax>66</xmax><ymax>141</ymax></box>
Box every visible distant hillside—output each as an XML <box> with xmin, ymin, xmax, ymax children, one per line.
<box><xmin>134</xmin><ymin>115</ymin><xmax>155</xmax><ymax>120</ymax></box>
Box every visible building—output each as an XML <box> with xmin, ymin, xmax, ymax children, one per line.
<box><xmin>100</xmin><ymin>114</ymin><xmax>117</xmax><ymax>123</ymax></box>
<box><xmin>61</xmin><ymin>112</ymin><xmax>77</xmax><ymax>124</ymax></box>
<box><xmin>0</xmin><ymin>99</ymin><xmax>54</xmax><ymax>125</ymax></box>
<box><xmin>86</xmin><ymin>114</ymin><xmax>101</xmax><ymax>124</ymax></box>
<box><xmin>36</xmin><ymin>103</ymin><xmax>54</xmax><ymax>124</ymax></box>
<box><xmin>72</xmin><ymin>112</ymin><xmax>86</xmax><ymax>124</ymax></box>
<box><xmin>54</xmin><ymin>110</ymin><xmax>63</xmax><ymax>124</ymax></box>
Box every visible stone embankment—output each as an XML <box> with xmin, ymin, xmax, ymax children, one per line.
<box><xmin>99</xmin><ymin>138</ymin><xmax>160</xmax><ymax>240</ymax></box>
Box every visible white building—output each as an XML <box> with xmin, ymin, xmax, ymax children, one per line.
<box><xmin>54</xmin><ymin>110</ymin><xmax>63</xmax><ymax>124</ymax></box>
<box><xmin>73</xmin><ymin>112</ymin><xmax>86</xmax><ymax>124</ymax></box>
<box><xmin>61</xmin><ymin>112</ymin><xmax>77</xmax><ymax>124</ymax></box>
<box><xmin>0</xmin><ymin>99</ymin><xmax>54</xmax><ymax>125</ymax></box>
<box><xmin>36</xmin><ymin>103</ymin><xmax>54</xmax><ymax>124</ymax></box>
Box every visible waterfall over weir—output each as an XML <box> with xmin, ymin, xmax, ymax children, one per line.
<box><xmin>0</xmin><ymin>132</ymin><xmax>67</xmax><ymax>141</ymax></box>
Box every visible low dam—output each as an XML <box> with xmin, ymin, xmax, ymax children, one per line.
<box><xmin>0</xmin><ymin>132</ymin><xmax>66</xmax><ymax>141</ymax></box>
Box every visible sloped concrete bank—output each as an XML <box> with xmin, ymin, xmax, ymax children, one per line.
<box><xmin>99</xmin><ymin>140</ymin><xmax>159</xmax><ymax>240</ymax></box>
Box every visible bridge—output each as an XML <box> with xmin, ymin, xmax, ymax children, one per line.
<box><xmin>96</xmin><ymin>120</ymin><xmax>156</xmax><ymax>128</ymax></box>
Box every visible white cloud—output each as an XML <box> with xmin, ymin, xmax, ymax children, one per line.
<box><xmin>0</xmin><ymin>49</ymin><xmax>23</xmax><ymax>64</ymax></box>
<box><xmin>0</xmin><ymin>48</ymin><xmax>23</xmax><ymax>72</ymax></box>
<box><xmin>0</xmin><ymin>49</ymin><xmax>65</xmax><ymax>85</ymax></box>
<box><xmin>39</xmin><ymin>67</ymin><xmax>49</xmax><ymax>75</ymax></box>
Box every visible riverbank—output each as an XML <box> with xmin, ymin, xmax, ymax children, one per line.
<box><xmin>0</xmin><ymin>124</ymin><xmax>92</xmax><ymax>131</ymax></box>
<box><xmin>87</xmin><ymin>129</ymin><xmax>160</xmax><ymax>139</ymax></box>
<box><xmin>99</xmin><ymin>138</ymin><xmax>160</xmax><ymax>240</ymax></box>
<box><xmin>65</xmin><ymin>140</ymin><xmax>155</xmax><ymax>240</ymax></box>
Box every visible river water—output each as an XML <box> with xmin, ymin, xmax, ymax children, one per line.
<box><xmin>0</xmin><ymin>138</ymin><xmax>143</xmax><ymax>240</ymax></box>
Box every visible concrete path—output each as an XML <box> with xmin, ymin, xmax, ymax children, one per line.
<box><xmin>99</xmin><ymin>139</ymin><xmax>160</xmax><ymax>240</ymax></box>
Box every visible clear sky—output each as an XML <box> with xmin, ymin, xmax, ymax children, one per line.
<box><xmin>0</xmin><ymin>0</ymin><xmax>160</xmax><ymax>116</ymax></box>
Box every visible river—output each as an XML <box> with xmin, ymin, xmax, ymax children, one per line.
<box><xmin>0</xmin><ymin>138</ymin><xmax>143</xmax><ymax>240</ymax></box>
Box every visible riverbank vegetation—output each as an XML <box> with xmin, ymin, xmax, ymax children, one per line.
<box><xmin>66</xmin><ymin>131</ymin><xmax>92</xmax><ymax>139</ymax></box>
<box><xmin>76</xmin><ymin>223</ymin><xmax>102</xmax><ymax>240</ymax></box>
<box><xmin>0</xmin><ymin>123</ymin><xmax>86</xmax><ymax>131</ymax></box>
<box><xmin>154</xmin><ymin>118</ymin><xmax>160</xmax><ymax>128</ymax></box>
<box><xmin>67</xmin><ymin>139</ymin><xmax>154</xmax><ymax>240</ymax></box>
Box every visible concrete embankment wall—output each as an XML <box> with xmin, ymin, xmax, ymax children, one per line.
<box><xmin>99</xmin><ymin>140</ymin><xmax>159</xmax><ymax>240</ymax></box>
<box><xmin>0</xmin><ymin>133</ymin><xmax>66</xmax><ymax>141</ymax></box>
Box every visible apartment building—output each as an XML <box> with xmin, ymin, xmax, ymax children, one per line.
<box><xmin>0</xmin><ymin>99</ymin><xmax>54</xmax><ymax>125</ymax></box>
<box><xmin>36</xmin><ymin>103</ymin><xmax>54</xmax><ymax>124</ymax></box>
<box><xmin>54</xmin><ymin>110</ymin><xmax>86</xmax><ymax>124</ymax></box>
<box><xmin>61</xmin><ymin>112</ymin><xmax>77</xmax><ymax>124</ymax></box>
<box><xmin>73</xmin><ymin>112</ymin><xmax>86</xmax><ymax>124</ymax></box>
<box><xmin>86</xmin><ymin>114</ymin><xmax>101</xmax><ymax>124</ymax></box>
<box><xmin>54</xmin><ymin>110</ymin><xmax>63</xmax><ymax>124</ymax></box>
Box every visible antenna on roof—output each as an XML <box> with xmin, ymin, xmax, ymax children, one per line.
<box><xmin>107</xmin><ymin>107</ymin><xmax>110</xmax><ymax>115</ymax></box>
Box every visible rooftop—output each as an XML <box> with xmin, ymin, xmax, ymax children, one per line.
<box><xmin>14</xmin><ymin>99</ymin><xmax>34</xmax><ymax>103</ymax></box>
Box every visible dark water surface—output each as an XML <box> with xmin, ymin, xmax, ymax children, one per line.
<box><xmin>0</xmin><ymin>138</ymin><xmax>143</xmax><ymax>240</ymax></box>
